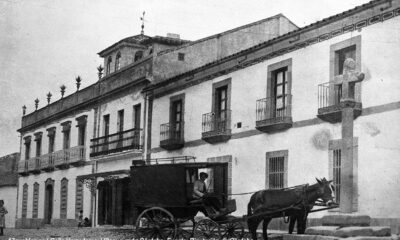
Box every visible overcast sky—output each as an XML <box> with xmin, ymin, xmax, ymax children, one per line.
<box><xmin>0</xmin><ymin>0</ymin><xmax>371</xmax><ymax>156</ymax></box>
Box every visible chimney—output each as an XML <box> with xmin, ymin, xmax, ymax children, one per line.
<box><xmin>167</xmin><ymin>33</ymin><xmax>180</xmax><ymax>39</ymax></box>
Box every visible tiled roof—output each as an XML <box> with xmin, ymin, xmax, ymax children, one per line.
<box><xmin>146</xmin><ymin>0</ymin><xmax>391</xmax><ymax>91</ymax></box>
<box><xmin>98</xmin><ymin>34</ymin><xmax>191</xmax><ymax>56</ymax></box>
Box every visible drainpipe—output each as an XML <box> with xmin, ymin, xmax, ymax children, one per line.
<box><xmin>143</xmin><ymin>91</ymin><xmax>153</xmax><ymax>163</ymax></box>
<box><xmin>15</xmin><ymin>134</ymin><xmax>22</xmax><ymax>227</ymax></box>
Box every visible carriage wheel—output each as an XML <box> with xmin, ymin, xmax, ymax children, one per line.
<box><xmin>220</xmin><ymin>220</ymin><xmax>245</xmax><ymax>239</ymax></box>
<box><xmin>193</xmin><ymin>219</ymin><xmax>220</xmax><ymax>239</ymax></box>
<box><xmin>135</xmin><ymin>207</ymin><xmax>177</xmax><ymax>239</ymax></box>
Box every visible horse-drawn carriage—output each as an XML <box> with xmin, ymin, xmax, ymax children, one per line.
<box><xmin>130</xmin><ymin>157</ymin><xmax>336</xmax><ymax>239</ymax></box>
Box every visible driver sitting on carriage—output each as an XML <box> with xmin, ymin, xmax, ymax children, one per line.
<box><xmin>193</xmin><ymin>172</ymin><xmax>226</xmax><ymax>218</ymax></box>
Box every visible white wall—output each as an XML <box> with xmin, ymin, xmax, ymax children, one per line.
<box><xmin>0</xmin><ymin>186</ymin><xmax>17</xmax><ymax>228</ymax></box>
<box><xmin>17</xmin><ymin>165</ymin><xmax>92</xmax><ymax>220</ymax></box>
<box><xmin>150</xmin><ymin>15</ymin><xmax>400</xmax><ymax>218</ymax></box>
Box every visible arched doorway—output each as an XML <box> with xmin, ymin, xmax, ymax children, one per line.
<box><xmin>44</xmin><ymin>178</ymin><xmax>54</xmax><ymax>224</ymax></box>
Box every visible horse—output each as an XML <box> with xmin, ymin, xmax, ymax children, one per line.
<box><xmin>288</xmin><ymin>204</ymin><xmax>312</xmax><ymax>234</ymax></box>
<box><xmin>247</xmin><ymin>178</ymin><xmax>334</xmax><ymax>240</ymax></box>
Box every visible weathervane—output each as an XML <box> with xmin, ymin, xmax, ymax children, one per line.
<box><xmin>140</xmin><ymin>11</ymin><xmax>145</xmax><ymax>35</ymax></box>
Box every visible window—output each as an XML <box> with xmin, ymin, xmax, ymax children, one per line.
<box><xmin>106</xmin><ymin>57</ymin><xmax>112</xmax><ymax>75</ymax></box>
<box><xmin>60</xmin><ymin>178</ymin><xmax>68</xmax><ymax>219</ymax></box>
<box><xmin>103</xmin><ymin>114</ymin><xmax>110</xmax><ymax>136</ymax></box>
<box><xmin>332</xmin><ymin>149</ymin><xmax>341</xmax><ymax>203</ymax></box>
<box><xmin>61</xmin><ymin>121</ymin><xmax>71</xmax><ymax>150</ymax></box>
<box><xmin>169</xmin><ymin>94</ymin><xmax>185</xmax><ymax>140</ymax></box>
<box><xmin>32</xmin><ymin>182</ymin><xmax>39</xmax><ymax>218</ymax></box>
<box><xmin>178</xmin><ymin>53</ymin><xmax>185</xmax><ymax>61</ymax></box>
<box><xmin>78</xmin><ymin>124</ymin><xmax>86</xmax><ymax>146</ymax></box>
<box><xmin>47</xmin><ymin>128</ymin><xmax>56</xmax><ymax>153</ymax></box>
<box><xmin>266</xmin><ymin>150</ymin><xmax>288</xmax><ymax>189</ymax></box>
<box><xmin>267</xmin><ymin>59</ymin><xmax>292</xmax><ymax>119</ymax></box>
<box><xmin>329</xmin><ymin>138</ymin><xmax>359</xmax><ymax>211</ymax></box>
<box><xmin>75</xmin><ymin>180</ymin><xmax>84</xmax><ymax>218</ymax></box>
<box><xmin>22</xmin><ymin>183</ymin><xmax>28</xmax><ymax>218</ymax></box>
<box><xmin>76</xmin><ymin>115</ymin><xmax>87</xmax><ymax>146</ymax></box>
<box><xmin>115</xmin><ymin>52</ymin><xmax>121</xmax><ymax>71</ymax></box>
<box><xmin>24</xmin><ymin>137</ymin><xmax>31</xmax><ymax>160</ymax></box>
<box><xmin>133</xmin><ymin>104</ymin><xmax>141</xmax><ymax>129</ymax></box>
<box><xmin>330</xmin><ymin>36</ymin><xmax>361</xmax><ymax>103</ymax></box>
<box><xmin>34</xmin><ymin>132</ymin><xmax>42</xmax><ymax>157</ymax></box>
<box><xmin>134</xmin><ymin>51</ymin><xmax>143</xmax><ymax>62</ymax></box>
<box><xmin>117</xmin><ymin>110</ymin><xmax>124</xmax><ymax>132</ymax></box>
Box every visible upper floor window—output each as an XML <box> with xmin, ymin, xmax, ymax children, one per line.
<box><xmin>106</xmin><ymin>57</ymin><xmax>112</xmax><ymax>75</ymax></box>
<box><xmin>330</xmin><ymin>36</ymin><xmax>361</xmax><ymax>103</ymax></box>
<box><xmin>133</xmin><ymin>104</ymin><xmax>141</xmax><ymax>129</ymax></box>
<box><xmin>76</xmin><ymin>115</ymin><xmax>87</xmax><ymax>146</ymax></box>
<box><xmin>178</xmin><ymin>53</ymin><xmax>185</xmax><ymax>61</ymax></box>
<box><xmin>170</xmin><ymin>94</ymin><xmax>185</xmax><ymax>139</ymax></box>
<box><xmin>24</xmin><ymin>136</ymin><xmax>31</xmax><ymax>160</ymax></box>
<box><xmin>134</xmin><ymin>51</ymin><xmax>143</xmax><ymax>62</ymax></box>
<box><xmin>336</xmin><ymin>46</ymin><xmax>356</xmax><ymax>76</ymax></box>
<box><xmin>61</xmin><ymin>121</ymin><xmax>71</xmax><ymax>150</ymax></box>
<box><xmin>47</xmin><ymin>127</ymin><xmax>56</xmax><ymax>153</ymax></box>
<box><xmin>117</xmin><ymin>110</ymin><xmax>124</xmax><ymax>132</ymax></box>
<box><xmin>34</xmin><ymin>132</ymin><xmax>42</xmax><ymax>157</ymax></box>
<box><xmin>267</xmin><ymin>59</ymin><xmax>292</xmax><ymax>119</ymax></box>
<box><xmin>103</xmin><ymin>114</ymin><xmax>110</xmax><ymax>136</ymax></box>
<box><xmin>115</xmin><ymin>52</ymin><xmax>121</xmax><ymax>71</ymax></box>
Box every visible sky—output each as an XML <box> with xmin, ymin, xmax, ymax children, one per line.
<box><xmin>0</xmin><ymin>0</ymin><xmax>371</xmax><ymax>157</ymax></box>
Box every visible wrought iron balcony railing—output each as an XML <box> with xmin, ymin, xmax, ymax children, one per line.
<box><xmin>90</xmin><ymin>128</ymin><xmax>143</xmax><ymax>157</ymax></box>
<box><xmin>18</xmin><ymin>145</ymin><xmax>86</xmax><ymax>175</ymax></box>
<box><xmin>160</xmin><ymin>122</ymin><xmax>184</xmax><ymax>150</ymax></box>
<box><xmin>317</xmin><ymin>82</ymin><xmax>362</xmax><ymax>123</ymax></box>
<box><xmin>53</xmin><ymin>145</ymin><xmax>86</xmax><ymax>168</ymax></box>
<box><xmin>202</xmin><ymin>110</ymin><xmax>231</xmax><ymax>143</ymax></box>
<box><xmin>256</xmin><ymin>94</ymin><xmax>292</xmax><ymax>132</ymax></box>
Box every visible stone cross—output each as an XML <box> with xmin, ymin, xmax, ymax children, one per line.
<box><xmin>336</xmin><ymin>58</ymin><xmax>364</xmax><ymax>213</ymax></box>
<box><xmin>333</xmin><ymin>58</ymin><xmax>365</xmax><ymax>102</ymax></box>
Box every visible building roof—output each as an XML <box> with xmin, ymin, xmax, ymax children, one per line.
<box><xmin>98</xmin><ymin>34</ymin><xmax>191</xmax><ymax>57</ymax></box>
<box><xmin>0</xmin><ymin>153</ymin><xmax>19</xmax><ymax>187</ymax></box>
<box><xmin>156</xmin><ymin>13</ymin><xmax>295</xmax><ymax>56</ymax></box>
<box><xmin>145</xmin><ymin>0</ymin><xmax>393</xmax><ymax>92</ymax></box>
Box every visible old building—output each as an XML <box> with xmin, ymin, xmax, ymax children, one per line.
<box><xmin>15</xmin><ymin>14</ymin><xmax>296</xmax><ymax>228</ymax></box>
<box><xmin>0</xmin><ymin>153</ymin><xmax>19</xmax><ymax>228</ymax></box>
<box><xmin>146</xmin><ymin>0</ymin><xmax>400</xmax><ymax>233</ymax></box>
<box><xmin>16</xmin><ymin>0</ymin><xmax>400</xmax><ymax>233</ymax></box>
<box><xmin>16</xmin><ymin>34</ymin><xmax>189</xmax><ymax>228</ymax></box>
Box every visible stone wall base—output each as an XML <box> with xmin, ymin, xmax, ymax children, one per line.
<box><xmin>267</xmin><ymin>218</ymin><xmax>400</xmax><ymax>234</ymax></box>
<box><xmin>15</xmin><ymin>218</ymin><xmax>79</xmax><ymax>229</ymax></box>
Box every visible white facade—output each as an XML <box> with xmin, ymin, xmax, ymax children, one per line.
<box><xmin>149</xmin><ymin>2</ymin><xmax>400</xmax><ymax>230</ymax></box>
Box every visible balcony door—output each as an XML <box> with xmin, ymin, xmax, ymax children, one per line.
<box><xmin>273</xmin><ymin>68</ymin><xmax>288</xmax><ymax>118</ymax></box>
<box><xmin>215</xmin><ymin>86</ymin><xmax>228</xmax><ymax>131</ymax></box>
<box><xmin>171</xmin><ymin>100</ymin><xmax>183</xmax><ymax>140</ymax></box>
<box><xmin>103</xmin><ymin>115</ymin><xmax>110</xmax><ymax>152</ymax></box>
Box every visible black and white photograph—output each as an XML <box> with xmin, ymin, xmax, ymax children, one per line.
<box><xmin>1</xmin><ymin>0</ymin><xmax>400</xmax><ymax>239</ymax></box>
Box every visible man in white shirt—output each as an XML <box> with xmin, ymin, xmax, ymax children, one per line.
<box><xmin>193</xmin><ymin>172</ymin><xmax>208</xmax><ymax>199</ymax></box>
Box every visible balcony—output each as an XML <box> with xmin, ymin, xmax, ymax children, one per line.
<box><xmin>18</xmin><ymin>160</ymin><xmax>29</xmax><ymax>176</ymax></box>
<box><xmin>201</xmin><ymin>110</ymin><xmax>231</xmax><ymax>143</ymax></box>
<box><xmin>317</xmin><ymin>82</ymin><xmax>362</xmax><ymax>123</ymax></box>
<box><xmin>160</xmin><ymin>123</ymin><xmax>184</xmax><ymax>150</ymax></box>
<box><xmin>90</xmin><ymin>128</ymin><xmax>143</xmax><ymax>157</ymax></box>
<box><xmin>17</xmin><ymin>146</ymin><xmax>86</xmax><ymax>175</ymax></box>
<box><xmin>53</xmin><ymin>146</ymin><xmax>86</xmax><ymax>169</ymax></box>
<box><xmin>41</xmin><ymin>152</ymin><xmax>55</xmax><ymax>172</ymax></box>
<box><xmin>31</xmin><ymin>157</ymin><xmax>41</xmax><ymax>174</ymax></box>
<box><xmin>256</xmin><ymin>95</ymin><xmax>293</xmax><ymax>133</ymax></box>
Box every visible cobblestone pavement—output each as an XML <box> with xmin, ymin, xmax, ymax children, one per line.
<box><xmin>0</xmin><ymin>227</ymin><xmax>285</xmax><ymax>240</ymax></box>
<box><xmin>0</xmin><ymin>227</ymin><xmax>136</xmax><ymax>240</ymax></box>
